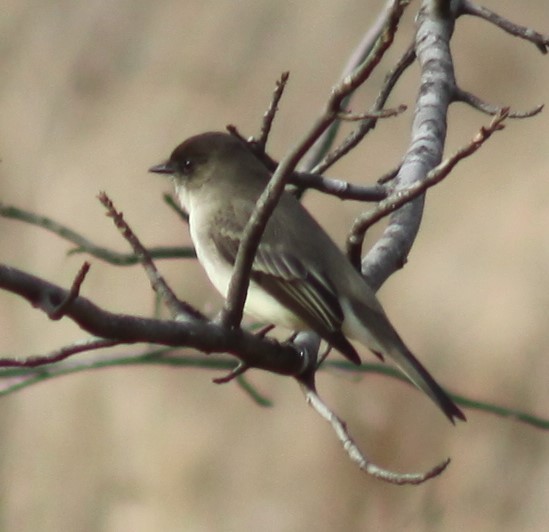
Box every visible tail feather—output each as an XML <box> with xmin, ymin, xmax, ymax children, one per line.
<box><xmin>343</xmin><ymin>299</ymin><xmax>466</xmax><ymax>424</ymax></box>
<box><xmin>385</xmin><ymin>342</ymin><xmax>466</xmax><ymax>424</ymax></box>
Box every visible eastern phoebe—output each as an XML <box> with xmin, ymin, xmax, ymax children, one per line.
<box><xmin>150</xmin><ymin>132</ymin><xmax>465</xmax><ymax>424</ymax></box>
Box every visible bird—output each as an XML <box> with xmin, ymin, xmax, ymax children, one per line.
<box><xmin>149</xmin><ymin>131</ymin><xmax>465</xmax><ymax>424</ymax></box>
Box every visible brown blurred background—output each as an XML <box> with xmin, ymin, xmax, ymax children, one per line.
<box><xmin>1</xmin><ymin>1</ymin><xmax>548</xmax><ymax>530</ymax></box>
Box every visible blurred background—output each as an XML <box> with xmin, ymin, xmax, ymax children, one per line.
<box><xmin>0</xmin><ymin>1</ymin><xmax>548</xmax><ymax>530</ymax></box>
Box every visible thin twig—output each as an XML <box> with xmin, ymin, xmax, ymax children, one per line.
<box><xmin>459</xmin><ymin>0</ymin><xmax>549</xmax><ymax>54</ymax></box>
<box><xmin>212</xmin><ymin>362</ymin><xmax>249</xmax><ymax>384</ymax></box>
<box><xmin>327</xmin><ymin>360</ymin><xmax>549</xmax><ymax>430</ymax></box>
<box><xmin>234</xmin><ymin>374</ymin><xmax>273</xmax><ymax>407</ymax></box>
<box><xmin>377</xmin><ymin>165</ymin><xmax>401</xmax><ymax>185</ymax></box>
<box><xmin>336</xmin><ymin>104</ymin><xmax>407</xmax><ymax>121</ymax></box>
<box><xmin>312</xmin><ymin>43</ymin><xmax>416</xmax><ymax>175</ymax></box>
<box><xmin>224</xmin><ymin>132</ymin><xmax>387</xmax><ymax>202</ymax></box>
<box><xmin>49</xmin><ymin>262</ymin><xmax>91</xmax><ymax>320</ymax></box>
<box><xmin>220</xmin><ymin>0</ymin><xmax>411</xmax><ymax>329</ymax></box>
<box><xmin>70</xmin><ymin>246</ymin><xmax>195</xmax><ymax>265</ymax></box>
<box><xmin>226</xmin><ymin>125</ymin><xmax>387</xmax><ymax>202</ymax></box>
<box><xmin>226</xmin><ymin>124</ymin><xmax>249</xmax><ymax>146</ymax></box>
<box><xmin>301</xmin><ymin>382</ymin><xmax>450</xmax><ymax>484</ymax></box>
<box><xmin>98</xmin><ymin>192</ymin><xmax>204</xmax><ymax>320</ymax></box>
<box><xmin>163</xmin><ymin>193</ymin><xmax>190</xmax><ymax>223</ymax></box>
<box><xmin>1</xmin><ymin>351</ymin><xmax>547</xmax><ymax>429</ymax></box>
<box><xmin>255</xmin><ymin>72</ymin><xmax>290</xmax><ymax>150</ymax></box>
<box><xmin>301</xmin><ymin>0</ymin><xmax>408</xmax><ymax>172</ymax></box>
<box><xmin>291</xmin><ymin>172</ymin><xmax>387</xmax><ymax>202</ymax></box>
<box><xmin>0</xmin><ymin>202</ymin><xmax>194</xmax><ymax>265</ymax></box>
<box><xmin>0</xmin><ymin>337</ymin><xmax>118</xmax><ymax>368</ymax></box>
<box><xmin>347</xmin><ymin>109</ymin><xmax>509</xmax><ymax>266</ymax></box>
<box><xmin>455</xmin><ymin>88</ymin><xmax>544</xmax><ymax>118</ymax></box>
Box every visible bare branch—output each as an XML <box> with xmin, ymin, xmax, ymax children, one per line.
<box><xmin>302</xmin><ymin>0</ymin><xmax>409</xmax><ymax>171</ymax></box>
<box><xmin>162</xmin><ymin>193</ymin><xmax>190</xmax><ymax>223</ymax></box>
<box><xmin>220</xmin><ymin>0</ymin><xmax>411</xmax><ymax>329</ymax></box>
<box><xmin>455</xmin><ymin>88</ymin><xmax>544</xmax><ymax>118</ymax></box>
<box><xmin>0</xmin><ymin>0</ymin><xmax>547</xmax><ymax>484</ymax></box>
<box><xmin>0</xmin><ymin>337</ymin><xmax>118</xmax><ymax>369</ymax></box>
<box><xmin>223</xmin><ymin>131</ymin><xmax>388</xmax><ymax>202</ymax></box>
<box><xmin>212</xmin><ymin>362</ymin><xmax>249</xmax><ymax>384</ymax></box>
<box><xmin>255</xmin><ymin>71</ymin><xmax>290</xmax><ymax>150</ymax></box>
<box><xmin>347</xmin><ymin>109</ymin><xmax>509</xmax><ymax>266</ymax></box>
<box><xmin>301</xmin><ymin>382</ymin><xmax>450</xmax><ymax>484</ymax></box>
<box><xmin>227</xmin><ymin>125</ymin><xmax>387</xmax><ymax>203</ymax></box>
<box><xmin>312</xmin><ymin>43</ymin><xmax>416</xmax><ymax>175</ymax></box>
<box><xmin>377</xmin><ymin>165</ymin><xmax>401</xmax><ymax>185</ymax></box>
<box><xmin>290</xmin><ymin>172</ymin><xmax>387</xmax><ymax>202</ymax></box>
<box><xmin>357</xmin><ymin>1</ymin><xmax>547</xmax><ymax>289</ymax></box>
<box><xmin>360</xmin><ymin>1</ymin><xmax>458</xmax><ymax>290</ymax></box>
<box><xmin>48</xmin><ymin>261</ymin><xmax>91</xmax><ymax>320</ymax></box>
<box><xmin>0</xmin><ymin>264</ymin><xmax>307</xmax><ymax>375</ymax></box>
<box><xmin>336</xmin><ymin>104</ymin><xmax>407</xmax><ymax>121</ymax></box>
<box><xmin>0</xmin><ymin>202</ymin><xmax>194</xmax><ymax>265</ymax></box>
<box><xmin>459</xmin><ymin>0</ymin><xmax>549</xmax><ymax>54</ymax></box>
<box><xmin>2</xmin><ymin>351</ymin><xmax>547</xmax><ymax>430</ymax></box>
<box><xmin>98</xmin><ymin>192</ymin><xmax>204</xmax><ymax>321</ymax></box>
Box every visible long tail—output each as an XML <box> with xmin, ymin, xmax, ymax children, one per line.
<box><xmin>384</xmin><ymin>340</ymin><xmax>466</xmax><ymax>424</ymax></box>
<box><xmin>345</xmin><ymin>299</ymin><xmax>466</xmax><ymax>424</ymax></box>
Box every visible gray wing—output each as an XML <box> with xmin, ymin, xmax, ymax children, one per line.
<box><xmin>211</xmin><ymin>221</ymin><xmax>361</xmax><ymax>364</ymax></box>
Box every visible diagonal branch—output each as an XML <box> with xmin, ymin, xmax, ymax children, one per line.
<box><xmin>312</xmin><ymin>42</ymin><xmax>416</xmax><ymax>175</ymax></box>
<box><xmin>98</xmin><ymin>192</ymin><xmax>204</xmax><ymax>321</ymax></box>
<box><xmin>347</xmin><ymin>109</ymin><xmax>509</xmax><ymax>266</ymax></box>
<box><xmin>48</xmin><ymin>261</ymin><xmax>91</xmax><ymax>320</ymax></box>
<box><xmin>220</xmin><ymin>0</ymin><xmax>411</xmax><ymax>329</ymax></box>
<box><xmin>0</xmin><ymin>202</ymin><xmax>194</xmax><ymax>265</ymax></box>
<box><xmin>459</xmin><ymin>0</ymin><xmax>549</xmax><ymax>54</ymax></box>
<box><xmin>301</xmin><ymin>0</ymin><xmax>407</xmax><ymax>172</ymax></box>
<box><xmin>361</xmin><ymin>0</ymin><xmax>458</xmax><ymax>290</ymax></box>
<box><xmin>255</xmin><ymin>71</ymin><xmax>290</xmax><ymax>150</ymax></box>
<box><xmin>228</xmin><ymin>124</ymin><xmax>388</xmax><ymax>202</ymax></box>
<box><xmin>359</xmin><ymin>1</ymin><xmax>547</xmax><ymax>289</ymax></box>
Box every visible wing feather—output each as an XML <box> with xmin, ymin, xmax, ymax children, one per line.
<box><xmin>211</xmin><ymin>221</ymin><xmax>360</xmax><ymax>364</ymax></box>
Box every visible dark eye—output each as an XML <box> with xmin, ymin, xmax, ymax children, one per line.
<box><xmin>181</xmin><ymin>159</ymin><xmax>194</xmax><ymax>174</ymax></box>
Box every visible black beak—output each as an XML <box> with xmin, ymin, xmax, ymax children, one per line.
<box><xmin>149</xmin><ymin>161</ymin><xmax>175</xmax><ymax>174</ymax></box>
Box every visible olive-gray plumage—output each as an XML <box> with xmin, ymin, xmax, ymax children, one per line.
<box><xmin>150</xmin><ymin>132</ymin><xmax>465</xmax><ymax>424</ymax></box>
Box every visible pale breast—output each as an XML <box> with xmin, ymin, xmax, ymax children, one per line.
<box><xmin>182</xmin><ymin>189</ymin><xmax>305</xmax><ymax>330</ymax></box>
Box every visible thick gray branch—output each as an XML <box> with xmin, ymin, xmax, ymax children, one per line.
<box><xmin>362</xmin><ymin>1</ymin><xmax>456</xmax><ymax>290</ymax></box>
